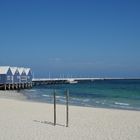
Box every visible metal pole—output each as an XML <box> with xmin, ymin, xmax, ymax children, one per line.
<box><xmin>66</xmin><ymin>89</ymin><xmax>69</xmax><ymax>127</ymax></box>
<box><xmin>4</xmin><ymin>84</ymin><xmax>6</xmax><ymax>90</ymax></box>
<box><xmin>54</xmin><ymin>90</ymin><xmax>56</xmax><ymax>126</ymax></box>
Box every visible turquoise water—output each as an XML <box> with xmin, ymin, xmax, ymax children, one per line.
<box><xmin>21</xmin><ymin>79</ymin><xmax>140</xmax><ymax>110</ymax></box>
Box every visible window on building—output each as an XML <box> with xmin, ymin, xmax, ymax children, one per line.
<box><xmin>21</xmin><ymin>76</ymin><xmax>27</xmax><ymax>80</ymax></box>
<box><xmin>17</xmin><ymin>76</ymin><xmax>20</xmax><ymax>79</ymax></box>
<box><xmin>7</xmin><ymin>76</ymin><xmax>11</xmax><ymax>80</ymax></box>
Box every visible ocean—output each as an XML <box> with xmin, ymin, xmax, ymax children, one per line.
<box><xmin>20</xmin><ymin>79</ymin><xmax>140</xmax><ymax>111</ymax></box>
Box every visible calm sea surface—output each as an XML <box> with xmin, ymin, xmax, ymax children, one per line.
<box><xmin>21</xmin><ymin>79</ymin><xmax>140</xmax><ymax>111</ymax></box>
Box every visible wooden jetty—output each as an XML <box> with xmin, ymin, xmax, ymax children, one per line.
<box><xmin>32</xmin><ymin>77</ymin><xmax>139</xmax><ymax>86</ymax></box>
<box><xmin>32</xmin><ymin>77</ymin><xmax>105</xmax><ymax>85</ymax></box>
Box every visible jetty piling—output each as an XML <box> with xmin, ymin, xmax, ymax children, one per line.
<box><xmin>66</xmin><ymin>89</ymin><xmax>69</xmax><ymax>127</ymax></box>
<box><xmin>54</xmin><ymin>90</ymin><xmax>56</xmax><ymax>126</ymax></box>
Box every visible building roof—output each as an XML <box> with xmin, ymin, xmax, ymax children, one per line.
<box><xmin>0</xmin><ymin>66</ymin><xmax>32</xmax><ymax>75</ymax></box>
<box><xmin>0</xmin><ymin>66</ymin><xmax>10</xmax><ymax>74</ymax></box>
<box><xmin>24</xmin><ymin>68</ymin><xmax>31</xmax><ymax>75</ymax></box>
<box><xmin>18</xmin><ymin>68</ymin><xmax>25</xmax><ymax>75</ymax></box>
<box><xmin>10</xmin><ymin>67</ymin><xmax>18</xmax><ymax>75</ymax></box>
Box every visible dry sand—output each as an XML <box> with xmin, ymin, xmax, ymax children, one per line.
<box><xmin>0</xmin><ymin>91</ymin><xmax>140</xmax><ymax>140</ymax></box>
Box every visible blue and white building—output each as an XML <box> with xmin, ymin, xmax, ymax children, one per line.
<box><xmin>0</xmin><ymin>66</ymin><xmax>33</xmax><ymax>90</ymax></box>
<box><xmin>0</xmin><ymin>66</ymin><xmax>13</xmax><ymax>89</ymax></box>
<box><xmin>0</xmin><ymin>66</ymin><xmax>13</xmax><ymax>84</ymax></box>
<box><xmin>25</xmin><ymin>68</ymin><xmax>32</xmax><ymax>83</ymax></box>
<box><xmin>10</xmin><ymin>67</ymin><xmax>21</xmax><ymax>89</ymax></box>
<box><xmin>18</xmin><ymin>68</ymin><xmax>27</xmax><ymax>83</ymax></box>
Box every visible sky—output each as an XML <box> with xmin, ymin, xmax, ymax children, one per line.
<box><xmin>0</xmin><ymin>0</ymin><xmax>140</xmax><ymax>78</ymax></box>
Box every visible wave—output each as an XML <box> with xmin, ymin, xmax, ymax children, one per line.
<box><xmin>24</xmin><ymin>89</ymin><xmax>37</xmax><ymax>92</ymax></box>
<box><xmin>29</xmin><ymin>90</ymin><xmax>37</xmax><ymax>92</ymax></box>
<box><xmin>71</xmin><ymin>98</ymin><xmax>82</xmax><ymax>102</ymax></box>
<box><xmin>114</xmin><ymin>102</ymin><xmax>129</xmax><ymax>106</ymax></box>
<box><xmin>83</xmin><ymin>99</ymin><xmax>90</xmax><ymax>102</ymax></box>
<box><xmin>57</xmin><ymin>98</ymin><xmax>66</xmax><ymax>103</ymax></box>
<box><xmin>42</xmin><ymin>94</ymin><xmax>50</xmax><ymax>97</ymax></box>
<box><xmin>95</xmin><ymin>101</ymin><xmax>100</xmax><ymax>104</ymax></box>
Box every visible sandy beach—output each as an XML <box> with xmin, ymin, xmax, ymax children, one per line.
<box><xmin>0</xmin><ymin>91</ymin><xmax>140</xmax><ymax>140</ymax></box>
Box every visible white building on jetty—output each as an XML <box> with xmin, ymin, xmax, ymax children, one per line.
<box><xmin>25</xmin><ymin>68</ymin><xmax>32</xmax><ymax>83</ymax></box>
<box><xmin>0</xmin><ymin>66</ymin><xmax>32</xmax><ymax>90</ymax></box>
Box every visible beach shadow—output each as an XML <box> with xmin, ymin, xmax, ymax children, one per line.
<box><xmin>33</xmin><ymin>120</ymin><xmax>65</xmax><ymax>127</ymax></box>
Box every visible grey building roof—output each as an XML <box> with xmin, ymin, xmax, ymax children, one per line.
<box><xmin>18</xmin><ymin>68</ymin><xmax>25</xmax><ymax>75</ymax></box>
<box><xmin>10</xmin><ymin>67</ymin><xmax>18</xmax><ymax>75</ymax></box>
<box><xmin>0</xmin><ymin>66</ymin><xmax>10</xmax><ymax>74</ymax></box>
<box><xmin>25</xmin><ymin>68</ymin><xmax>31</xmax><ymax>75</ymax></box>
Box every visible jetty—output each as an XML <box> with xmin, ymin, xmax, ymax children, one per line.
<box><xmin>32</xmin><ymin>77</ymin><xmax>104</xmax><ymax>85</ymax></box>
<box><xmin>32</xmin><ymin>77</ymin><xmax>140</xmax><ymax>86</ymax></box>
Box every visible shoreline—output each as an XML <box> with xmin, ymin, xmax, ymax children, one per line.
<box><xmin>0</xmin><ymin>90</ymin><xmax>140</xmax><ymax>112</ymax></box>
<box><xmin>0</xmin><ymin>91</ymin><xmax>140</xmax><ymax>140</ymax></box>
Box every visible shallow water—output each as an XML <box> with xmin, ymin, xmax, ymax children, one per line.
<box><xmin>20</xmin><ymin>79</ymin><xmax>140</xmax><ymax>110</ymax></box>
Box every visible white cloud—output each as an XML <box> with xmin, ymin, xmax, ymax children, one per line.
<box><xmin>48</xmin><ymin>58</ymin><xmax>62</xmax><ymax>63</ymax></box>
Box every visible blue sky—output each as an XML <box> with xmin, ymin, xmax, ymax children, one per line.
<box><xmin>0</xmin><ymin>0</ymin><xmax>140</xmax><ymax>78</ymax></box>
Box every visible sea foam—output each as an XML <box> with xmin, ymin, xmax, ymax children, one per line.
<box><xmin>115</xmin><ymin>102</ymin><xmax>129</xmax><ymax>106</ymax></box>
